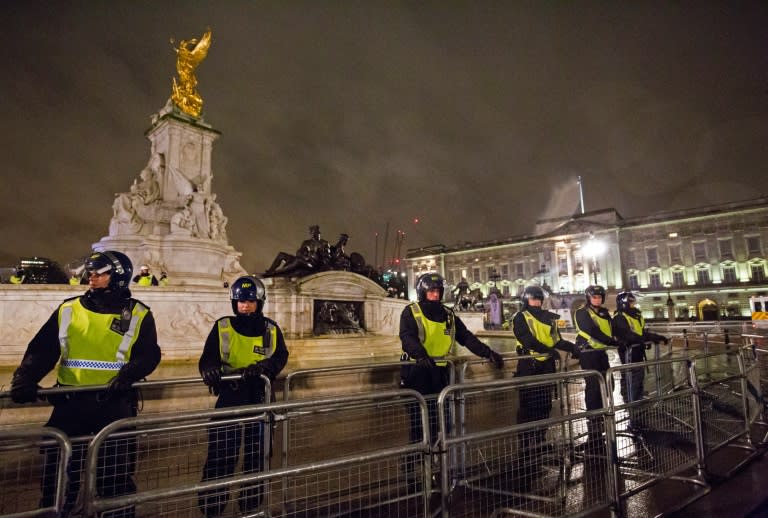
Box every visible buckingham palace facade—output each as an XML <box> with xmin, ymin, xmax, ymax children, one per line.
<box><xmin>404</xmin><ymin>196</ymin><xmax>768</xmax><ymax>321</ymax></box>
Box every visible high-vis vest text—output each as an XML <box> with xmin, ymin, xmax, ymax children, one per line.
<box><xmin>57</xmin><ymin>299</ymin><xmax>149</xmax><ymax>386</ymax></box>
<box><xmin>576</xmin><ymin>307</ymin><xmax>613</xmax><ymax>349</ymax></box>
<box><xmin>218</xmin><ymin>318</ymin><xmax>277</xmax><ymax>372</ymax></box>
<box><xmin>408</xmin><ymin>303</ymin><xmax>455</xmax><ymax>366</ymax></box>
<box><xmin>520</xmin><ymin>311</ymin><xmax>560</xmax><ymax>361</ymax></box>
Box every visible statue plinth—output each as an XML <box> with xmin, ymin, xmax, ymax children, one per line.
<box><xmin>94</xmin><ymin>100</ymin><xmax>245</xmax><ymax>287</ymax></box>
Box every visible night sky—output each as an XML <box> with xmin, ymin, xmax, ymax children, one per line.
<box><xmin>2</xmin><ymin>2</ymin><xmax>767</xmax><ymax>274</ymax></box>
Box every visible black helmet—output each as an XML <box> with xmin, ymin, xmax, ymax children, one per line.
<box><xmin>85</xmin><ymin>251</ymin><xmax>133</xmax><ymax>291</ymax></box>
<box><xmin>522</xmin><ymin>285</ymin><xmax>545</xmax><ymax>310</ymax></box>
<box><xmin>230</xmin><ymin>276</ymin><xmax>266</xmax><ymax>315</ymax></box>
<box><xmin>616</xmin><ymin>290</ymin><xmax>637</xmax><ymax>312</ymax></box>
<box><xmin>585</xmin><ymin>285</ymin><xmax>606</xmax><ymax>305</ymax></box>
<box><xmin>415</xmin><ymin>272</ymin><xmax>445</xmax><ymax>302</ymax></box>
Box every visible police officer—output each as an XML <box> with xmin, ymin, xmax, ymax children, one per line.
<box><xmin>10</xmin><ymin>250</ymin><xmax>160</xmax><ymax>517</ymax></box>
<box><xmin>613</xmin><ymin>291</ymin><xmax>668</xmax><ymax>427</ymax></box>
<box><xmin>9</xmin><ymin>267</ymin><xmax>25</xmax><ymax>284</ymax></box>
<box><xmin>574</xmin><ymin>285</ymin><xmax>619</xmax><ymax>444</ymax></box>
<box><xmin>198</xmin><ymin>276</ymin><xmax>289</xmax><ymax>517</ymax></box>
<box><xmin>158</xmin><ymin>271</ymin><xmax>169</xmax><ymax>287</ymax></box>
<box><xmin>132</xmin><ymin>265</ymin><xmax>158</xmax><ymax>286</ymax></box>
<box><xmin>400</xmin><ymin>273</ymin><xmax>504</xmax><ymax>445</ymax></box>
<box><xmin>513</xmin><ymin>286</ymin><xmax>575</xmax><ymax>448</ymax></box>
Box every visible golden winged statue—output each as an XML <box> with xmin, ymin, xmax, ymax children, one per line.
<box><xmin>170</xmin><ymin>28</ymin><xmax>212</xmax><ymax>118</ymax></box>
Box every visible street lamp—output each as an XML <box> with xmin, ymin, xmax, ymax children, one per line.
<box><xmin>582</xmin><ymin>237</ymin><xmax>606</xmax><ymax>285</ymax></box>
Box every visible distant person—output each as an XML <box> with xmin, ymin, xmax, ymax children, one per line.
<box><xmin>10</xmin><ymin>267</ymin><xmax>25</xmax><ymax>284</ymax></box>
<box><xmin>613</xmin><ymin>291</ymin><xmax>668</xmax><ymax>429</ymax></box>
<box><xmin>574</xmin><ymin>285</ymin><xmax>619</xmax><ymax>447</ymax></box>
<box><xmin>513</xmin><ymin>286</ymin><xmax>575</xmax><ymax>448</ymax></box>
<box><xmin>158</xmin><ymin>271</ymin><xmax>169</xmax><ymax>287</ymax></box>
<box><xmin>10</xmin><ymin>251</ymin><xmax>160</xmax><ymax>516</ymax></box>
<box><xmin>198</xmin><ymin>276</ymin><xmax>289</xmax><ymax>517</ymax></box>
<box><xmin>132</xmin><ymin>265</ymin><xmax>158</xmax><ymax>286</ymax></box>
<box><xmin>399</xmin><ymin>273</ymin><xmax>503</xmax><ymax>483</ymax></box>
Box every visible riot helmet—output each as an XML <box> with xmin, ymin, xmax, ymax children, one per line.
<box><xmin>415</xmin><ymin>272</ymin><xmax>445</xmax><ymax>302</ymax></box>
<box><xmin>230</xmin><ymin>276</ymin><xmax>266</xmax><ymax>315</ymax></box>
<box><xmin>616</xmin><ymin>290</ymin><xmax>637</xmax><ymax>312</ymax></box>
<box><xmin>85</xmin><ymin>251</ymin><xmax>133</xmax><ymax>291</ymax></box>
<box><xmin>585</xmin><ymin>285</ymin><xmax>606</xmax><ymax>306</ymax></box>
<box><xmin>522</xmin><ymin>285</ymin><xmax>545</xmax><ymax>310</ymax></box>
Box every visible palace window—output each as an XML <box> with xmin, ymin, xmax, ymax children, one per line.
<box><xmin>722</xmin><ymin>264</ymin><xmax>737</xmax><ymax>284</ymax></box>
<box><xmin>472</xmin><ymin>267</ymin><xmax>481</xmax><ymax>283</ymax></box>
<box><xmin>649</xmin><ymin>272</ymin><xmax>662</xmax><ymax>289</ymax></box>
<box><xmin>625</xmin><ymin>250</ymin><xmax>636</xmax><ymax>269</ymax></box>
<box><xmin>514</xmin><ymin>262</ymin><xmax>525</xmax><ymax>279</ymax></box>
<box><xmin>501</xmin><ymin>264</ymin><xmax>509</xmax><ymax>279</ymax></box>
<box><xmin>669</xmin><ymin>244</ymin><xmax>682</xmax><ymax>264</ymax></box>
<box><xmin>696</xmin><ymin>267</ymin><xmax>711</xmax><ymax>285</ymax></box>
<box><xmin>693</xmin><ymin>242</ymin><xmax>707</xmax><ymax>263</ymax></box>
<box><xmin>752</xmin><ymin>263</ymin><xmax>766</xmax><ymax>283</ymax></box>
<box><xmin>718</xmin><ymin>239</ymin><xmax>734</xmax><ymax>260</ymax></box>
<box><xmin>746</xmin><ymin>236</ymin><xmax>762</xmax><ymax>256</ymax></box>
<box><xmin>646</xmin><ymin>248</ymin><xmax>659</xmax><ymax>267</ymax></box>
<box><xmin>628</xmin><ymin>273</ymin><xmax>640</xmax><ymax>290</ymax></box>
<box><xmin>672</xmin><ymin>270</ymin><xmax>685</xmax><ymax>288</ymax></box>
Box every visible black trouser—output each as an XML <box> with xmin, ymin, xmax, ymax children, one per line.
<box><xmin>400</xmin><ymin>363</ymin><xmax>450</xmax><ymax>479</ymax></box>
<box><xmin>618</xmin><ymin>343</ymin><xmax>645</xmax><ymax>404</ymax></box>
<box><xmin>42</xmin><ymin>391</ymin><xmax>137</xmax><ymax>518</ymax></box>
<box><xmin>198</xmin><ymin>380</ymin><xmax>267</xmax><ymax>517</ymax></box>
<box><xmin>578</xmin><ymin>347</ymin><xmax>610</xmax><ymax>440</ymax></box>
<box><xmin>515</xmin><ymin>355</ymin><xmax>557</xmax><ymax>449</ymax></box>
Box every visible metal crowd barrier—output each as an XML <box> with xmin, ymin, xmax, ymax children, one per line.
<box><xmin>436</xmin><ymin>371</ymin><xmax>618</xmax><ymax>518</ymax></box>
<box><xmin>690</xmin><ymin>351</ymin><xmax>759</xmax><ymax>477</ymax></box>
<box><xmin>83</xmin><ymin>390</ymin><xmax>431</xmax><ymax>517</ymax></box>
<box><xmin>0</xmin><ymin>427</ymin><xmax>71</xmax><ymax>518</ymax></box>
<box><xmin>606</xmin><ymin>353</ymin><xmax>709</xmax><ymax>513</ymax></box>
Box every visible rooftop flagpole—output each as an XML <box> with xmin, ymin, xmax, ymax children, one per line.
<box><xmin>577</xmin><ymin>175</ymin><xmax>585</xmax><ymax>214</ymax></box>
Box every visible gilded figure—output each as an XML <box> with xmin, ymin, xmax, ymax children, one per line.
<box><xmin>170</xmin><ymin>29</ymin><xmax>212</xmax><ymax>118</ymax></box>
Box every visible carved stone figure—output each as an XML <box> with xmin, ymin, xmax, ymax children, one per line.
<box><xmin>170</xmin><ymin>29</ymin><xmax>212</xmax><ymax>118</ymax></box>
<box><xmin>109</xmin><ymin>192</ymin><xmax>142</xmax><ymax>235</ymax></box>
<box><xmin>170</xmin><ymin>204</ymin><xmax>197</xmax><ymax>236</ymax></box>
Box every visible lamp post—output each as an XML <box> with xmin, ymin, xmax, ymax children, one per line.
<box><xmin>582</xmin><ymin>237</ymin><xmax>605</xmax><ymax>285</ymax></box>
<box><xmin>665</xmin><ymin>281</ymin><xmax>675</xmax><ymax>322</ymax></box>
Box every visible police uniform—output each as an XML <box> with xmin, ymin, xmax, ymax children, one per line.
<box><xmin>400</xmin><ymin>300</ymin><xmax>497</xmax><ymax>440</ymax></box>
<box><xmin>512</xmin><ymin>308</ymin><xmax>574</xmax><ymax>428</ymax></box>
<box><xmin>11</xmin><ymin>287</ymin><xmax>160</xmax><ymax>515</ymax></box>
<box><xmin>132</xmin><ymin>273</ymin><xmax>158</xmax><ymax>286</ymax></box>
<box><xmin>197</xmin><ymin>312</ymin><xmax>288</xmax><ymax>517</ymax></box>
<box><xmin>574</xmin><ymin>304</ymin><xmax>617</xmax><ymax>416</ymax></box>
<box><xmin>613</xmin><ymin>308</ymin><xmax>667</xmax><ymax>403</ymax></box>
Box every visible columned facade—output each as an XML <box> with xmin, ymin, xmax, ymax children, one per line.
<box><xmin>405</xmin><ymin>197</ymin><xmax>768</xmax><ymax>320</ymax></box>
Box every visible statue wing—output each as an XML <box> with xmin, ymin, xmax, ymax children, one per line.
<box><xmin>190</xmin><ymin>30</ymin><xmax>212</xmax><ymax>64</ymax></box>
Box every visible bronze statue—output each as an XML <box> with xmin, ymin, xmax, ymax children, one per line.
<box><xmin>329</xmin><ymin>233</ymin><xmax>351</xmax><ymax>271</ymax></box>
<box><xmin>452</xmin><ymin>277</ymin><xmax>470</xmax><ymax>306</ymax></box>
<box><xmin>264</xmin><ymin>225</ymin><xmax>331</xmax><ymax>277</ymax></box>
<box><xmin>170</xmin><ymin>28</ymin><xmax>212</xmax><ymax>118</ymax></box>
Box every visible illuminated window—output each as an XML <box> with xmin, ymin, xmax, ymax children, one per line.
<box><xmin>649</xmin><ymin>272</ymin><xmax>662</xmax><ymax>289</ymax></box>
<box><xmin>672</xmin><ymin>270</ymin><xmax>685</xmax><ymax>287</ymax></box>
<box><xmin>693</xmin><ymin>242</ymin><xmax>707</xmax><ymax>262</ymax></box>
<box><xmin>669</xmin><ymin>244</ymin><xmax>681</xmax><ymax>264</ymax></box>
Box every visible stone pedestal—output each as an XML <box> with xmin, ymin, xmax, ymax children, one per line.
<box><xmin>93</xmin><ymin>100</ymin><xmax>246</xmax><ymax>287</ymax></box>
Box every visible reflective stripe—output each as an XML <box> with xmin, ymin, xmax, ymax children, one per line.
<box><xmin>117</xmin><ymin>303</ymin><xmax>147</xmax><ymax>362</ymax></box>
<box><xmin>220</xmin><ymin>318</ymin><xmax>232</xmax><ymax>365</ymax></box>
<box><xmin>61</xmin><ymin>359</ymin><xmax>126</xmax><ymax>370</ymax></box>
<box><xmin>263</xmin><ymin>323</ymin><xmax>274</xmax><ymax>358</ymax></box>
<box><xmin>410</xmin><ymin>304</ymin><xmax>426</xmax><ymax>345</ymax></box>
<box><xmin>58</xmin><ymin>303</ymin><xmax>73</xmax><ymax>362</ymax></box>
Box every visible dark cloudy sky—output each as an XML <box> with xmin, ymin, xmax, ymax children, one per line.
<box><xmin>2</xmin><ymin>1</ymin><xmax>767</xmax><ymax>274</ymax></box>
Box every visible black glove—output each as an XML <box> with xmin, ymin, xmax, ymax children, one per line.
<box><xmin>488</xmin><ymin>350</ymin><xmax>504</xmax><ymax>369</ymax></box>
<box><xmin>415</xmin><ymin>356</ymin><xmax>436</xmax><ymax>368</ymax></box>
<box><xmin>107</xmin><ymin>372</ymin><xmax>134</xmax><ymax>394</ymax></box>
<box><xmin>201</xmin><ymin>367</ymin><xmax>221</xmax><ymax>389</ymax></box>
<box><xmin>645</xmin><ymin>342</ymin><xmax>653</xmax><ymax>350</ymax></box>
<box><xmin>243</xmin><ymin>362</ymin><xmax>264</xmax><ymax>380</ymax></box>
<box><xmin>10</xmin><ymin>373</ymin><xmax>40</xmax><ymax>404</ymax></box>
